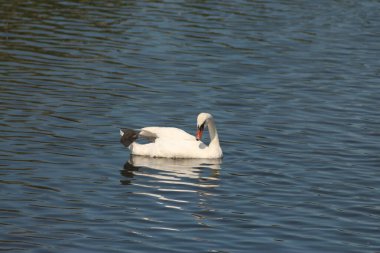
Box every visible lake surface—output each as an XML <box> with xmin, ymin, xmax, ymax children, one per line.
<box><xmin>1</xmin><ymin>1</ymin><xmax>380</xmax><ymax>252</ymax></box>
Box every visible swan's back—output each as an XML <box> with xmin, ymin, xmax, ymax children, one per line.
<box><xmin>142</xmin><ymin>127</ymin><xmax>195</xmax><ymax>141</ymax></box>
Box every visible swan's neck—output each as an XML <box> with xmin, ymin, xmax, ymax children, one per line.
<box><xmin>207</xmin><ymin>118</ymin><xmax>220</xmax><ymax>148</ymax></box>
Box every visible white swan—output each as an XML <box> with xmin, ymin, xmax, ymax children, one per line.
<box><xmin>120</xmin><ymin>112</ymin><xmax>223</xmax><ymax>158</ymax></box>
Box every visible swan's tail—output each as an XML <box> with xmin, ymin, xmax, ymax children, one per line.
<box><xmin>120</xmin><ymin>128</ymin><xmax>139</xmax><ymax>147</ymax></box>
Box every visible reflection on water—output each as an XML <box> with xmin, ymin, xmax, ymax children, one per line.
<box><xmin>121</xmin><ymin>155</ymin><xmax>221</xmax><ymax>185</ymax></box>
<box><xmin>119</xmin><ymin>156</ymin><xmax>223</xmax><ymax>236</ymax></box>
<box><xmin>121</xmin><ymin>156</ymin><xmax>221</xmax><ymax>210</ymax></box>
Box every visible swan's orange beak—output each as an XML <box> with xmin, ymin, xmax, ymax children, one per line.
<box><xmin>196</xmin><ymin>129</ymin><xmax>203</xmax><ymax>141</ymax></box>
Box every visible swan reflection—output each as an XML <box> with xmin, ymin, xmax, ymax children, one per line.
<box><xmin>121</xmin><ymin>155</ymin><xmax>221</xmax><ymax>187</ymax></box>
<box><xmin>120</xmin><ymin>156</ymin><xmax>222</xmax><ymax>225</ymax></box>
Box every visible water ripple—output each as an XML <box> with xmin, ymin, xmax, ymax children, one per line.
<box><xmin>1</xmin><ymin>0</ymin><xmax>380</xmax><ymax>252</ymax></box>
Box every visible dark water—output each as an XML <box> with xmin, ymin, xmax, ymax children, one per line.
<box><xmin>1</xmin><ymin>1</ymin><xmax>380</xmax><ymax>252</ymax></box>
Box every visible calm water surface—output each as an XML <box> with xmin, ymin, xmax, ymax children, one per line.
<box><xmin>1</xmin><ymin>1</ymin><xmax>380</xmax><ymax>252</ymax></box>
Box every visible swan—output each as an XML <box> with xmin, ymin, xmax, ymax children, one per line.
<box><xmin>120</xmin><ymin>112</ymin><xmax>223</xmax><ymax>159</ymax></box>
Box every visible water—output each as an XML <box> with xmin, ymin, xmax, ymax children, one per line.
<box><xmin>1</xmin><ymin>1</ymin><xmax>380</xmax><ymax>252</ymax></box>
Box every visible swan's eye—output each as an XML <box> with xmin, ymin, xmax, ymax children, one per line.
<box><xmin>198</xmin><ymin>122</ymin><xmax>205</xmax><ymax>131</ymax></box>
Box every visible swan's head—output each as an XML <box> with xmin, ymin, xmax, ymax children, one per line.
<box><xmin>196</xmin><ymin>113</ymin><xmax>213</xmax><ymax>141</ymax></box>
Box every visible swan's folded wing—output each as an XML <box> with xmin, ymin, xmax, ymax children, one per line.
<box><xmin>139</xmin><ymin>129</ymin><xmax>158</xmax><ymax>142</ymax></box>
<box><xmin>120</xmin><ymin>128</ymin><xmax>159</xmax><ymax>147</ymax></box>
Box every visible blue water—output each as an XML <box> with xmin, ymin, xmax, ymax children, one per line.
<box><xmin>1</xmin><ymin>1</ymin><xmax>380</xmax><ymax>252</ymax></box>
